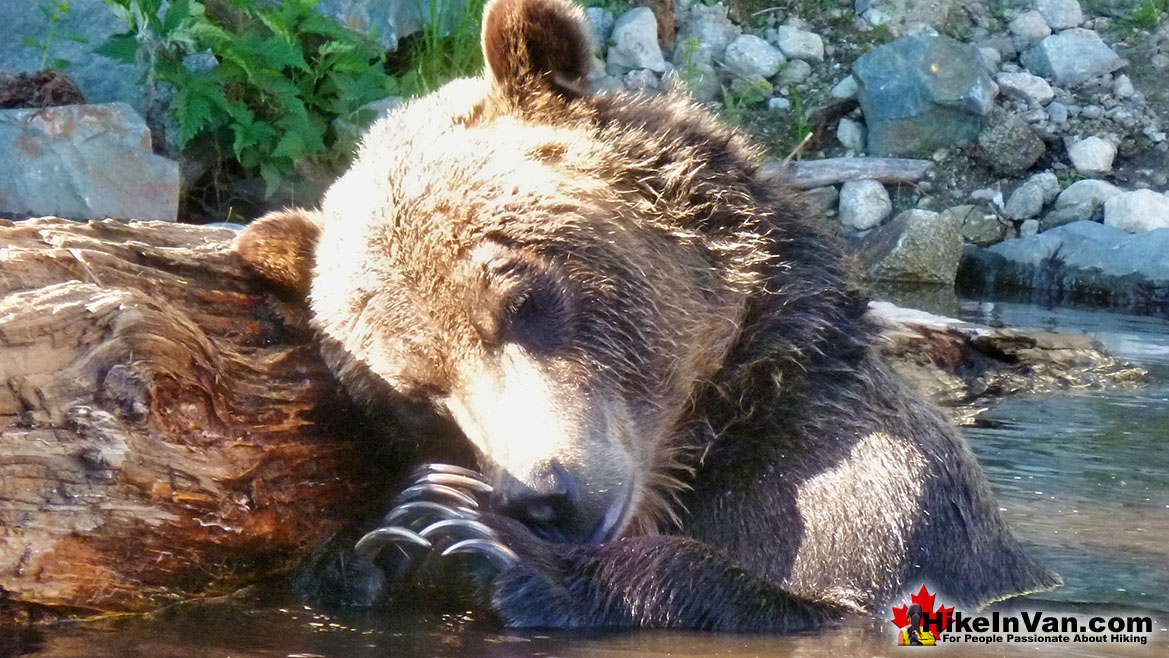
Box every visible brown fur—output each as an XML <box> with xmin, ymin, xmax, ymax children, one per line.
<box><xmin>234</xmin><ymin>208</ymin><xmax>321</xmax><ymax>296</ymax></box>
<box><xmin>235</xmin><ymin>0</ymin><xmax>1057</xmax><ymax>630</ymax></box>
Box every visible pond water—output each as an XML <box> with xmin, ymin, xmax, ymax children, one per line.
<box><xmin>11</xmin><ymin>297</ymin><xmax>1169</xmax><ymax>657</ymax></box>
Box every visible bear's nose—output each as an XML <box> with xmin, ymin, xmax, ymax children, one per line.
<box><xmin>493</xmin><ymin>461</ymin><xmax>585</xmax><ymax>542</ymax></box>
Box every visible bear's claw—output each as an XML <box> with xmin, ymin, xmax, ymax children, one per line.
<box><xmin>397</xmin><ymin>482</ymin><xmax>481</xmax><ymax>508</ymax></box>
<box><xmin>442</xmin><ymin>538</ymin><xmax>520</xmax><ymax>571</ymax></box>
<box><xmin>357</xmin><ymin>463</ymin><xmax>519</xmax><ymax>579</ymax></box>
<box><xmin>354</xmin><ymin>526</ymin><xmax>432</xmax><ymax>558</ymax></box>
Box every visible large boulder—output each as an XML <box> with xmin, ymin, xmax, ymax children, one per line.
<box><xmin>856</xmin><ymin>209</ymin><xmax>963</xmax><ymax>284</ymax></box>
<box><xmin>0</xmin><ymin>0</ymin><xmax>145</xmax><ymax>112</ymax></box>
<box><xmin>853</xmin><ymin>34</ymin><xmax>994</xmax><ymax>157</ymax></box>
<box><xmin>1022</xmin><ymin>29</ymin><xmax>1124</xmax><ymax>86</ymax></box>
<box><xmin>0</xmin><ymin>103</ymin><xmax>179</xmax><ymax>222</ymax></box>
<box><xmin>1103</xmin><ymin>190</ymin><xmax>1169</xmax><ymax>233</ymax></box>
<box><xmin>607</xmin><ymin>7</ymin><xmax>667</xmax><ymax>73</ymax></box>
<box><xmin>958</xmin><ymin>221</ymin><xmax>1169</xmax><ymax>312</ymax></box>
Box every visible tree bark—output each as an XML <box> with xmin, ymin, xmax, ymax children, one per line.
<box><xmin>0</xmin><ymin>217</ymin><xmax>389</xmax><ymax>618</ymax></box>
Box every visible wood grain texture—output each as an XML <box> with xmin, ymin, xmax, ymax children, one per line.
<box><xmin>0</xmin><ymin>217</ymin><xmax>384</xmax><ymax>616</ymax></box>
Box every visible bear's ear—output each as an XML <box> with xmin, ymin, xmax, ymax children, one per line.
<box><xmin>481</xmin><ymin>0</ymin><xmax>593</xmax><ymax>105</ymax></box>
<box><xmin>232</xmin><ymin>208</ymin><xmax>321</xmax><ymax>297</ymax></box>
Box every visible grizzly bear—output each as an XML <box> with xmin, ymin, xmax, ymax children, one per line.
<box><xmin>234</xmin><ymin>0</ymin><xmax>1059</xmax><ymax>631</ymax></box>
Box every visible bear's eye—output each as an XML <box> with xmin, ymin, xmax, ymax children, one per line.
<box><xmin>502</xmin><ymin>281</ymin><xmax>568</xmax><ymax>353</ymax></box>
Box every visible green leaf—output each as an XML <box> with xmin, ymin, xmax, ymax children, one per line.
<box><xmin>51</xmin><ymin>58</ymin><xmax>73</xmax><ymax>70</ymax></box>
<box><xmin>20</xmin><ymin>35</ymin><xmax>42</xmax><ymax>50</ymax></box>
<box><xmin>242</xmin><ymin>32</ymin><xmax>308</xmax><ymax>71</ymax></box>
<box><xmin>258</xmin><ymin>160</ymin><xmax>284</xmax><ymax>199</ymax></box>
<box><xmin>93</xmin><ymin>33</ymin><xmax>139</xmax><ymax>63</ymax></box>
<box><xmin>175</xmin><ymin>89</ymin><xmax>214</xmax><ymax>146</ymax></box>
<box><xmin>297</xmin><ymin>12</ymin><xmax>354</xmax><ymax>40</ymax></box>
<box><xmin>270</xmin><ymin>130</ymin><xmax>306</xmax><ymax>160</ymax></box>
<box><xmin>58</xmin><ymin>29</ymin><xmax>89</xmax><ymax>44</ymax></box>
<box><xmin>161</xmin><ymin>0</ymin><xmax>192</xmax><ymax>33</ymax></box>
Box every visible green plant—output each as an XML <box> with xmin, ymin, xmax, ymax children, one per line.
<box><xmin>720</xmin><ymin>77</ymin><xmax>771</xmax><ymax>126</ymax></box>
<box><xmin>787</xmin><ymin>88</ymin><xmax>813</xmax><ymax>155</ymax></box>
<box><xmin>675</xmin><ymin>36</ymin><xmax>703</xmax><ymax>92</ymax></box>
<box><xmin>97</xmin><ymin>0</ymin><xmax>397</xmax><ymax>198</ymax></box>
<box><xmin>401</xmin><ymin>0</ymin><xmax>488</xmax><ymax>94</ymax></box>
<box><xmin>1119</xmin><ymin>0</ymin><xmax>1168</xmax><ymax>30</ymax></box>
<box><xmin>20</xmin><ymin>1</ymin><xmax>88</xmax><ymax>71</ymax></box>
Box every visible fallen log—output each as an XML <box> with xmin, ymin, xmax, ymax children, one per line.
<box><xmin>0</xmin><ymin>218</ymin><xmax>1142</xmax><ymax>621</ymax></box>
<box><xmin>759</xmin><ymin>156</ymin><xmax>935</xmax><ymax>189</ymax></box>
<box><xmin>0</xmin><ymin>217</ymin><xmax>399</xmax><ymax>619</ymax></box>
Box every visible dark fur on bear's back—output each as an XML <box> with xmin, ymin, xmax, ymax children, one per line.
<box><xmin>235</xmin><ymin>0</ymin><xmax>1058</xmax><ymax>631</ymax></box>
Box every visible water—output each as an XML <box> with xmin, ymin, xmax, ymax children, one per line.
<box><xmin>11</xmin><ymin>298</ymin><xmax>1169</xmax><ymax>657</ymax></box>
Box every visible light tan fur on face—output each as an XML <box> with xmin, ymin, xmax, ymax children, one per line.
<box><xmin>238</xmin><ymin>0</ymin><xmax>761</xmax><ymax>540</ymax></box>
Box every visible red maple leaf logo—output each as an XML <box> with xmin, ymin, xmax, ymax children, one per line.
<box><xmin>890</xmin><ymin>585</ymin><xmax>955</xmax><ymax>635</ymax></box>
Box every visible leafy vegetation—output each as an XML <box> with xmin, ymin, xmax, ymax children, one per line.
<box><xmin>20</xmin><ymin>1</ymin><xmax>88</xmax><ymax>71</ymax></box>
<box><xmin>1120</xmin><ymin>0</ymin><xmax>1168</xmax><ymax>30</ymax></box>
<box><xmin>397</xmin><ymin>0</ymin><xmax>488</xmax><ymax>94</ymax></box>
<box><xmin>97</xmin><ymin>0</ymin><xmax>398</xmax><ymax>201</ymax></box>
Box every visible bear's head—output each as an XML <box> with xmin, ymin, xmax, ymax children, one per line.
<box><xmin>236</xmin><ymin>0</ymin><xmax>857</xmax><ymax>545</ymax></box>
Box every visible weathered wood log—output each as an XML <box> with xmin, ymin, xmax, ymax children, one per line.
<box><xmin>0</xmin><ymin>217</ymin><xmax>394</xmax><ymax>619</ymax></box>
<box><xmin>760</xmin><ymin>157</ymin><xmax>935</xmax><ymax>189</ymax></box>
<box><xmin>870</xmin><ymin>301</ymin><xmax>1145</xmax><ymax>423</ymax></box>
<box><xmin>0</xmin><ymin>218</ymin><xmax>1142</xmax><ymax>622</ymax></box>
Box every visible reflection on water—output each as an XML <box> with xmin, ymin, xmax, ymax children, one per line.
<box><xmin>955</xmin><ymin>299</ymin><xmax>1169</xmax><ymax>616</ymax></box>
<box><xmin>13</xmin><ymin>297</ymin><xmax>1169</xmax><ymax>657</ymax></box>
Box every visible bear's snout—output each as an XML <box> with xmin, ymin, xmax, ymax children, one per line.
<box><xmin>490</xmin><ymin>460</ymin><xmax>631</xmax><ymax>544</ymax></box>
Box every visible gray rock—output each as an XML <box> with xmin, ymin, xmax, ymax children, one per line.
<box><xmin>587</xmin><ymin>7</ymin><xmax>616</xmax><ymax>49</ymax></box>
<box><xmin>803</xmin><ymin>186</ymin><xmax>840</xmax><ymax>215</ymax></box>
<box><xmin>976</xmin><ymin>107</ymin><xmax>1046</xmax><ymax>174</ymax></box>
<box><xmin>773</xmin><ymin>26</ymin><xmax>825</xmax><ymax>61</ymax></box>
<box><xmin>978</xmin><ymin>47</ymin><xmax>1002</xmax><ymax>72</ymax></box>
<box><xmin>995</xmin><ymin>72</ymin><xmax>1055</xmax><ymax>107</ymax></box>
<box><xmin>1081</xmin><ymin>104</ymin><xmax>1104</xmax><ymax>119</ymax></box>
<box><xmin>1067</xmin><ymin>136</ymin><xmax>1117</xmax><ymax>174</ymax></box>
<box><xmin>1036</xmin><ymin>0</ymin><xmax>1083</xmax><ymax>29</ymax></box>
<box><xmin>1040</xmin><ymin>203</ymin><xmax>1098</xmax><ymax>230</ymax></box>
<box><xmin>947</xmin><ymin>204</ymin><xmax>1009</xmax><ymax>245</ymax></box>
<box><xmin>1030</xmin><ymin>172</ymin><xmax>1062</xmax><ymax>204</ymax></box>
<box><xmin>1112</xmin><ymin>74</ymin><xmax>1134</xmax><ymax>98</ymax></box>
<box><xmin>675</xmin><ymin>4</ymin><xmax>740</xmax><ymax>63</ymax></box>
<box><xmin>1020</xmin><ymin>219</ymin><xmax>1040</xmax><ymax>237</ymax></box>
<box><xmin>678</xmin><ymin>62</ymin><xmax>721</xmax><ymax>102</ymax></box>
<box><xmin>830</xmin><ymin>76</ymin><xmax>859</xmax><ymax>99</ymax></box>
<box><xmin>777</xmin><ymin>59</ymin><xmax>812</xmax><ymax>84</ymax></box>
<box><xmin>0</xmin><ymin>103</ymin><xmax>178</xmax><ymax>222</ymax></box>
<box><xmin>958</xmin><ymin>221</ymin><xmax>1169</xmax><ymax>312</ymax></box>
<box><xmin>1005</xmin><ymin>180</ymin><xmax>1047</xmax><ymax>219</ymax></box>
<box><xmin>767</xmin><ymin>97</ymin><xmax>792</xmax><ymax>112</ymax></box>
<box><xmin>0</xmin><ymin>0</ymin><xmax>145</xmax><ymax>112</ymax></box>
<box><xmin>839</xmin><ymin>179</ymin><xmax>892</xmax><ymax>230</ymax></box>
<box><xmin>853</xmin><ymin>34</ymin><xmax>994</xmax><ymax>157</ymax></box>
<box><xmin>1009</xmin><ymin>11</ymin><xmax>1052</xmax><ymax>43</ymax></box>
<box><xmin>837</xmin><ymin>118</ymin><xmax>867</xmax><ymax>153</ymax></box>
<box><xmin>1047</xmin><ymin>101</ymin><xmax>1069</xmax><ymax>124</ymax></box>
<box><xmin>857</xmin><ymin>209</ymin><xmax>963</xmax><ymax>284</ymax></box>
<box><xmin>723</xmin><ymin>35</ymin><xmax>785</xmax><ymax>80</ymax></box>
<box><xmin>624</xmin><ymin>68</ymin><xmax>661</xmax><ymax>92</ymax></box>
<box><xmin>607</xmin><ymin>7</ymin><xmax>666</xmax><ymax>73</ymax></box>
<box><xmin>318</xmin><ymin>0</ymin><xmax>470</xmax><ymax>51</ymax></box>
<box><xmin>1022</xmin><ymin>29</ymin><xmax>1124</xmax><ymax>86</ymax></box>
<box><xmin>853</xmin><ymin>0</ymin><xmax>960</xmax><ymax>33</ymax></box>
<box><xmin>1055</xmin><ymin>178</ymin><xmax>1123</xmax><ymax>209</ymax></box>
<box><xmin>1104</xmin><ymin>190</ymin><xmax>1169</xmax><ymax>232</ymax></box>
